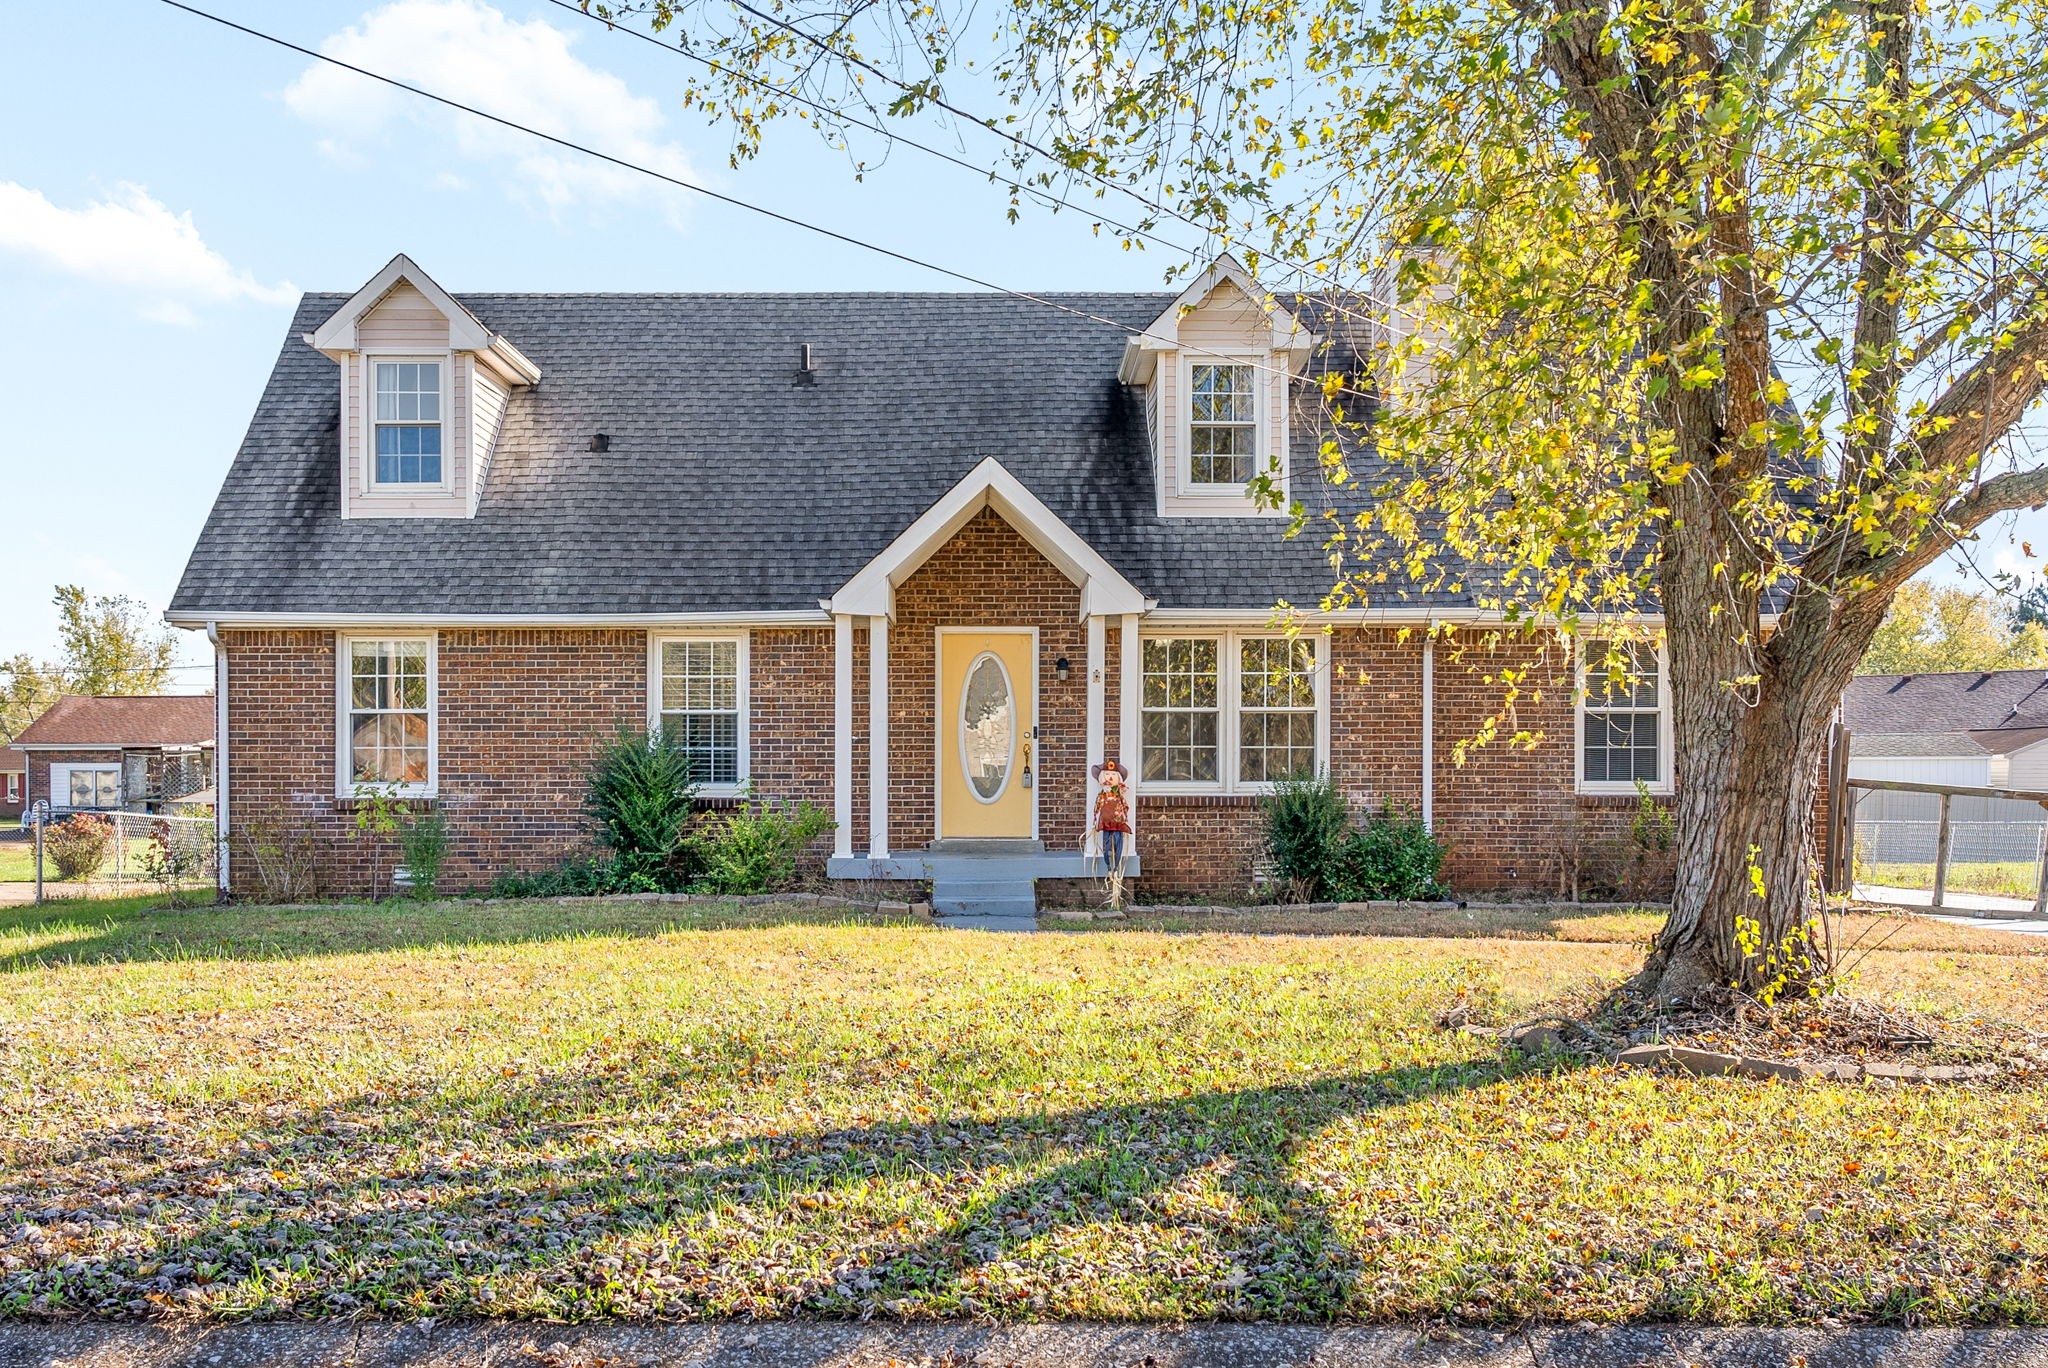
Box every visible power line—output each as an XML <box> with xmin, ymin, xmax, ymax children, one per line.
<box><xmin>542</xmin><ymin>0</ymin><xmax>1202</xmax><ymax>262</ymax></box>
<box><xmin>559</xmin><ymin>0</ymin><xmax>1401</xmax><ymax>325</ymax></box>
<box><xmin>155</xmin><ymin>0</ymin><xmax>1320</xmax><ymax>384</ymax></box>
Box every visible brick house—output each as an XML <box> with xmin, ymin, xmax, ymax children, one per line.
<box><xmin>1</xmin><ymin>746</ymin><xmax>24</xmax><ymax>821</ymax></box>
<box><xmin>171</xmin><ymin>254</ymin><xmax>1696</xmax><ymax>909</ymax></box>
<box><xmin>11</xmin><ymin>695</ymin><xmax>216</xmax><ymax>818</ymax></box>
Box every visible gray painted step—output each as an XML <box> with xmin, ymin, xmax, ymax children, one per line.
<box><xmin>933</xmin><ymin>897</ymin><xmax>1037</xmax><ymax>918</ymax></box>
<box><xmin>928</xmin><ymin>838</ymin><xmax>1046</xmax><ymax>855</ymax></box>
<box><xmin>931</xmin><ymin>868</ymin><xmax>1039</xmax><ymax>927</ymax></box>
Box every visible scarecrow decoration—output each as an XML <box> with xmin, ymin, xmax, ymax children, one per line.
<box><xmin>1087</xmin><ymin>759</ymin><xmax>1133</xmax><ymax>909</ymax></box>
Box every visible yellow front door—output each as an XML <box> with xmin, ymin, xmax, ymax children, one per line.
<box><xmin>938</xmin><ymin>629</ymin><xmax>1035</xmax><ymax>839</ymax></box>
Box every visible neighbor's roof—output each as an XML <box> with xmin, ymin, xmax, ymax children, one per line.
<box><xmin>11</xmin><ymin>696</ymin><xmax>216</xmax><ymax>749</ymax></box>
<box><xmin>0</xmin><ymin>746</ymin><xmax>24</xmax><ymax>773</ymax></box>
<box><xmin>1849</xmin><ymin>731</ymin><xmax>1994</xmax><ymax>759</ymax></box>
<box><xmin>171</xmin><ymin>291</ymin><xmax>1460</xmax><ymax>619</ymax></box>
<box><xmin>1844</xmin><ymin>670</ymin><xmax>2048</xmax><ymax>738</ymax></box>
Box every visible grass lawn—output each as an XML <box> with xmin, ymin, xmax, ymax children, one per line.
<box><xmin>1860</xmin><ymin>860</ymin><xmax>2041</xmax><ymax>900</ymax></box>
<box><xmin>0</xmin><ymin>840</ymin><xmax>38</xmax><ymax>883</ymax></box>
<box><xmin>1</xmin><ymin>896</ymin><xmax>2044</xmax><ymax>1326</ymax></box>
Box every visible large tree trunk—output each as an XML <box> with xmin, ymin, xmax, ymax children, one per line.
<box><xmin>1636</xmin><ymin>583</ymin><xmax>1883</xmax><ymax>1003</ymax></box>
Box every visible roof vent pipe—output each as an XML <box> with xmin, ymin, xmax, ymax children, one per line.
<box><xmin>799</xmin><ymin>343</ymin><xmax>816</xmax><ymax>373</ymax></box>
<box><xmin>588</xmin><ymin>433</ymin><xmax>610</xmax><ymax>452</ymax></box>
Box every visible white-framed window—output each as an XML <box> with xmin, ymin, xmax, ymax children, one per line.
<box><xmin>1186</xmin><ymin>359</ymin><xmax>1260</xmax><ymax>487</ymax></box>
<box><xmin>1141</xmin><ymin>631</ymin><xmax>1327</xmax><ymax>792</ymax></box>
<box><xmin>371</xmin><ymin>358</ymin><xmax>446</xmax><ymax>486</ymax></box>
<box><xmin>1577</xmin><ymin>636</ymin><xmax>1672</xmax><ymax>794</ymax></box>
<box><xmin>650</xmin><ymin>634</ymin><xmax>749</xmax><ymax>793</ymax></box>
<box><xmin>4</xmin><ymin>773</ymin><xmax>19</xmax><ymax>804</ymax></box>
<box><xmin>51</xmin><ymin>763</ymin><xmax>122</xmax><ymax>810</ymax></box>
<box><xmin>339</xmin><ymin>635</ymin><xmax>436</xmax><ymax>795</ymax></box>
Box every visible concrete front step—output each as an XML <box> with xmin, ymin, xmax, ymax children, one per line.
<box><xmin>931</xmin><ymin>913</ymin><xmax>1040</xmax><ymax>933</ymax></box>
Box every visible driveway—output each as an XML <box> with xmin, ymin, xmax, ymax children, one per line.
<box><xmin>4</xmin><ymin>1323</ymin><xmax>2047</xmax><ymax>1368</ymax></box>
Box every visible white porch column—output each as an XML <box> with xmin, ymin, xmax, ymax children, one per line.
<box><xmin>1421</xmin><ymin>631</ymin><xmax>1436</xmax><ymax>832</ymax></box>
<box><xmin>1119</xmin><ymin>613</ymin><xmax>1141</xmax><ymax>838</ymax></box>
<box><xmin>867</xmin><ymin>614</ymin><xmax>890</xmax><ymax>859</ymax></box>
<box><xmin>833</xmin><ymin>612</ymin><xmax>855</xmax><ymax>859</ymax></box>
<box><xmin>1084</xmin><ymin>614</ymin><xmax>1106</xmax><ymax>854</ymax></box>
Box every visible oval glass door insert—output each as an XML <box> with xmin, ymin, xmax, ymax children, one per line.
<box><xmin>959</xmin><ymin>651</ymin><xmax>1016</xmax><ymax>802</ymax></box>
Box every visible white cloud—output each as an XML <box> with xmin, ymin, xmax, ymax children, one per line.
<box><xmin>0</xmin><ymin>182</ymin><xmax>297</xmax><ymax>322</ymax></box>
<box><xmin>285</xmin><ymin>0</ymin><xmax>698</xmax><ymax>222</ymax></box>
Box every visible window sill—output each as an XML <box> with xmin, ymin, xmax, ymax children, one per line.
<box><xmin>333</xmin><ymin>793</ymin><xmax>438</xmax><ymax>811</ymax></box>
<box><xmin>1140</xmin><ymin>792</ymin><xmax>1265</xmax><ymax>809</ymax></box>
<box><xmin>1575</xmin><ymin>786</ymin><xmax>1673</xmax><ymax>804</ymax></box>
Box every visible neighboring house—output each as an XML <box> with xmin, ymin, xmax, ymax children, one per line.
<box><xmin>1842</xmin><ymin>670</ymin><xmax>2048</xmax><ymax>864</ymax></box>
<box><xmin>11</xmin><ymin>696</ymin><xmax>217</xmax><ymax>819</ymax></box>
<box><xmin>1</xmin><ymin>746</ymin><xmax>25</xmax><ymax>821</ymax></box>
<box><xmin>1844</xmin><ymin>670</ymin><xmax>2048</xmax><ymax>789</ymax></box>
<box><xmin>169</xmin><ymin>253</ymin><xmax>1802</xmax><ymax>905</ymax></box>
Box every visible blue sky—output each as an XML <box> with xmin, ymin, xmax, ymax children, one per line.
<box><xmin>1</xmin><ymin>0</ymin><xmax>2038</xmax><ymax>686</ymax></box>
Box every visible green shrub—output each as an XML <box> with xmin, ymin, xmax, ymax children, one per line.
<box><xmin>489</xmin><ymin>857</ymin><xmax>662</xmax><ymax>899</ymax></box>
<box><xmin>585</xmin><ymin>725</ymin><xmax>699</xmax><ymax>889</ymax></box>
<box><xmin>46</xmin><ymin>814</ymin><xmax>113</xmax><ymax>881</ymax></box>
<box><xmin>396</xmin><ymin>807</ymin><xmax>451</xmax><ymax>900</ymax></box>
<box><xmin>1261</xmin><ymin>772</ymin><xmax>1350</xmax><ymax>900</ymax></box>
<box><xmin>1328</xmin><ymin>801</ymin><xmax>1449</xmax><ymax>901</ymax></box>
<box><xmin>685</xmin><ymin>791</ymin><xmax>835</xmax><ymax>894</ymax></box>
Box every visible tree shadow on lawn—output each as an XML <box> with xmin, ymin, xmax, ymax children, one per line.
<box><xmin>0</xmin><ymin>897</ymin><xmax>925</xmax><ymax>972</ymax></box>
<box><xmin>8</xmin><ymin>1056</ymin><xmax>1554</xmax><ymax>1320</ymax></box>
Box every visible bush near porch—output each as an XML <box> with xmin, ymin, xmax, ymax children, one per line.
<box><xmin>0</xmin><ymin>896</ymin><xmax>2043</xmax><ymax>1325</ymax></box>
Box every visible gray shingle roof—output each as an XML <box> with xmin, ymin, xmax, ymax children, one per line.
<box><xmin>172</xmin><ymin>291</ymin><xmax>1452</xmax><ymax>619</ymax></box>
<box><xmin>1845</xmin><ymin>670</ymin><xmax>2048</xmax><ymax>739</ymax></box>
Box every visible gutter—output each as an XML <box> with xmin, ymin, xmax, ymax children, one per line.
<box><xmin>207</xmin><ymin>621</ymin><xmax>229</xmax><ymax>901</ymax></box>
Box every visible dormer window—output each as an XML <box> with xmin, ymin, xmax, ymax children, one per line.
<box><xmin>374</xmin><ymin>360</ymin><xmax>445</xmax><ymax>485</ymax></box>
<box><xmin>1188</xmin><ymin>361</ymin><xmax>1258</xmax><ymax>486</ymax></box>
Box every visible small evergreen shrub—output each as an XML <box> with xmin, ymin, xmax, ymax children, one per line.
<box><xmin>489</xmin><ymin>857</ymin><xmax>662</xmax><ymax>899</ymax></box>
<box><xmin>686</xmin><ymin>791</ymin><xmax>835</xmax><ymax>894</ymax></box>
<box><xmin>1328</xmin><ymin>801</ymin><xmax>1449</xmax><ymax>901</ymax></box>
<box><xmin>585</xmin><ymin>725</ymin><xmax>699</xmax><ymax>889</ymax></box>
<box><xmin>396</xmin><ymin>807</ymin><xmax>451</xmax><ymax>900</ymax></box>
<box><xmin>46</xmin><ymin>814</ymin><xmax>113</xmax><ymax>881</ymax></box>
<box><xmin>1260</xmin><ymin>772</ymin><xmax>1350</xmax><ymax>900</ymax></box>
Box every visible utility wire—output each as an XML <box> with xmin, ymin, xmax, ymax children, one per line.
<box><xmin>559</xmin><ymin>0</ymin><xmax>1403</xmax><ymax>325</ymax></box>
<box><xmin>155</xmin><ymin>0</ymin><xmax>1323</xmax><ymax>384</ymax></box>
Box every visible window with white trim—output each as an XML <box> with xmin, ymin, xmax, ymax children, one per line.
<box><xmin>1188</xmin><ymin>361</ymin><xmax>1258</xmax><ymax>486</ymax></box>
<box><xmin>53</xmin><ymin>764</ymin><xmax>121</xmax><ymax>809</ymax></box>
<box><xmin>1142</xmin><ymin>633</ymin><xmax>1324</xmax><ymax>789</ymax></box>
<box><xmin>1579</xmin><ymin>638</ymin><xmax>1669</xmax><ymax>792</ymax></box>
<box><xmin>344</xmin><ymin>637</ymin><xmax>434</xmax><ymax>791</ymax></box>
<box><xmin>4</xmin><ymin>773</ymin><xmax>19</xmax><ymax>804</ymax></box>
<box><xmin>1141</xmin><ymin>637</ymin><xmax>1220</xmax><ymax>782</ymax></box>
<box><xmin>656</xmin><ymin>637</ymin><xmax>747</xmax><ymax>789</ymax></box>
<box><xmin>373</xmin><ymin>360</ymin><xmax>444</xmax><ymax>484</ymax></box>
<box><xmin>1237</xmin><ymin>637</ymin><xmax>1319</xmax><ymax>781</ymax></box>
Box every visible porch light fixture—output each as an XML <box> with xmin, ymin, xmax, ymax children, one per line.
<box><xmin>1054</xmin><ymin>656</ymin><xmax>1072</xmax><ymax>682</ymax></box>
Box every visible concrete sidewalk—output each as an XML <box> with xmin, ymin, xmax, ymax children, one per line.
<box><xmin>4</xmin><ymin>1323</ymin><xmax>2046</xmax><ymax>1368</ymax></box>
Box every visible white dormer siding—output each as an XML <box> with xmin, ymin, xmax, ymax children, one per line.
<box><xmin>1119</xmin><ymin>257</ymin><xmax>1314</xmax><ymax>519</ymax></box>
<box><xmin>311</xmin><ymin>254</ymin><xmax>539</xmax><ymax>522</ymax></box>
<box><xmin>1372</xmin><ymin>249</ymin><xmax>1455</xmax><ymax>415</ymax></box>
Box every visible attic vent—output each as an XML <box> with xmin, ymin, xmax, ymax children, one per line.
<box><xmin>588</xmin><ymin>433</ymin><xmax>610</xmax><ymax>452</ymax></box>
<box><xmin>798</xmin><ymin>343</ymin><xmax>816</xmax><ymax>373</ymax></box>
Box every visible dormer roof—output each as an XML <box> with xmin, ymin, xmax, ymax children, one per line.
<box><xmin>307</xmin><ymin>253</ymin><xmax>540</xmax><ymax>386</ymax></box>
<box><xmin>1117</xmin><ymin>254</ymin><xmax>1316</xmax><ymax>384</ymax></box>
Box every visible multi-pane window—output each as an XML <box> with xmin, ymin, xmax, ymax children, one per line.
<box><xmin>374</xmin><ymin>361</ymin><xmax>443</xmax><ymax>484</ymax></box>
<box><xmin>1189</xmin><ymin>362</ymin><xmax>1257</xmax><ymax>485</ymax></box>
<box><xmin>347</xmin><ymin>638</ymin><xmax>432</xmax><ymax>788</ymax></box>
<box><xmin>1580</xmin><ymin>638</ymin><xmax>1666</xmax><ymax>789</ymax></box>
<box><xmin>1238</xmin><ymin>637</ymin><xmax>1319</xmax><ymax>782</ymax></box>
<box><xmin>1142</xmin><ymin>638</ymin><xmax>1219</xmax><ymax>782</ymax></box>
<box><xmin>659</xmin><ymin>639</ymin><xmax>743</xmax><ymax>787</ymax></box>
<box><xmin>64</xmin><ymin>766</ymin><xmax>121</xmax><ymax>809</ymax></box>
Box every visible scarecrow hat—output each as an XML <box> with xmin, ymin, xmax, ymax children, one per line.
<box><xmin>1091</xmin><ymin>760</ymin><xmax>1129</xmax><ymax>786</ymax></box>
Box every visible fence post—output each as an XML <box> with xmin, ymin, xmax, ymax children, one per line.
<box><xmin>1931</xmin><ymin>791</ymin><xmax>1953</xmax><ymax>910</ymax></box>
<box><xmin>2035</xmin><ymin>804</ymin><xmax>2048</xmax><ymax>918</ymax></box>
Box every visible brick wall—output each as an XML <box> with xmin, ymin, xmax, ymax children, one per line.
<box><xmin>885</xmin><ymin>507</ymin><xmax>1090</xmax><ymax>852</ymax></box>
